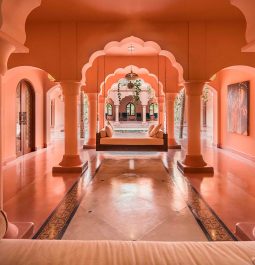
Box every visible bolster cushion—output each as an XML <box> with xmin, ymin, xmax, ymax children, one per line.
<box><xmin>105</xmin><ymin>125</ymin><xmax>113</xmax><ymax>138</ymax></box>
<box><xmin>148</xmin><ymin>124</ymin><xmax>155</xmax><ymax>134</ymax></box>
<box><xmin>156</xmin><ymin>129</ymin><xmax>164</xmax><ymax>139</ymax></box>
<box><xmin>100</xmin><ymin>129</ymin><xmax>107</xmax><ymax>138</ymax></box>
<box><xmin>150</xmin><ymin>124</ymin><xmax>162</xmax><ymax>137</ymax></box>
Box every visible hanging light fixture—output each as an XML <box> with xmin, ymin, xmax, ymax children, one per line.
<box><xmin>125</xmin><ymin>44</ymin><xmax>138</xmax><ymax>88</ymax></box>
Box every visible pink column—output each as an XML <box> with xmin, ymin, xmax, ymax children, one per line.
<box><xmin>115</xmin><ymin>105</ymin><xmax>120</xmax><ymax>123</ymax></box>
<box><xmin>83</xmin><ymin>93</ymin><xmax>97</xmax><ymax>149</ymax></box>
<box><xmin>80</xmin><ymin>91</ymin><xmax>85</xmax><ymax>138</ymax></box>
<box><xmin>158</xmin><ymin>96</ymin><xmax>164</xmax><ymax>127</ymax></box>
<box><xmin>177</xmin><ymin>81</ymin><xmax>213</xmax><ymax>174</ymax></box>
<box><xmin>53</xmin><ymin>81</ymin><xmax>87</xmax><ymax>173</ymax></box>
<box><xmin>142</xmin><ymin>105</ymin><xmax>147</xmax><ymax>123</ymax></box>
<box><xmin>98</xmin><ymin>96</ymin><xmax>105</xmax><ymax>130</ymax></box>
<box><xmin>166</xmin><ymin>93</ymin><xmax>181</xmax><ymax>149</ymax></box>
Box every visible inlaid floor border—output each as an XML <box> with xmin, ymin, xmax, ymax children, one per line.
<box><xmin>33</xmin><ymin>158</ymin><xmax>237</xmax><ymax>241</ymax></box>
<box><xmin>33</xmin><ymin>163</ymin><xmax>101</xmax><ymax>240</ymax></box>
<box><xmin>164</xmin><ymin>165</ymin><xmax>237</xmax><ymax>241</ymax></box>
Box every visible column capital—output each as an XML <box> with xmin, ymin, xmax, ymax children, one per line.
<box><xmin>80</xmin><ymin>85</ymin><xmax>86</xmax><ymax>93</ymax></box>
<box><xmin>158</xmin><ymin>96</ymin><xmax>165</xmax><ymax>103</ymax></box>
<box><xmin>184</xmin><ymin>80</ymin><xmax>208</xmax><ymax>96</ymax></box>
<box><xmin>59</xmin><ymin>81</ymin><xmax>81</xmax><ymax>97</ymax></box>
<box><xmin>166</xmin><ymin>93</ymin><xmax>178</xmax><ymax>101</ymax></box>
<box><xmin>98</xmin><ymin>96</ymin><xmax>105</xmax><ymax>104</ymax></box>
<box><xmin>86</xmin><ymin>92</ymin><xmax>97</xmax><ymax>101</ymax></box>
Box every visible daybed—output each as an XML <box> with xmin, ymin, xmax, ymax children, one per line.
<box><xmin>96</xmin><ymin>123</ymin><xmax>168</xmax><ymax>152</ymax></box>
<box><xmin>0</xmin><ymin>240</ymin><xmax>255</xmax><ymax>265</ymax></box>
<box><xmin>96</xmin><ymin>133</ymin><xmax>168</xmax><ymax>151</ymax></box>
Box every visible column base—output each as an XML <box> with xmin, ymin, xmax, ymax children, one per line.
<box><xmin>168</xmin><ymin>144</ymin><xmax>182</xmax><ymax>149</ymax></box>
<box><xmin>1</xmin><ymin>211</ymin><xmax>34</xmax><ymax>239</ymax></box>
<box><xmin>235</xmin><ymin>222</ymin><xmax>255</xmax><ymax>241</ymax></box>
<box><xmin>59</xmin><ymin>154</ymin><xmax>83</xmax><ymax>167</ymax></box>
<box><xmin>177</xmin><ymin>155</ymin><xmax>214</xmax><ymax>174</ymax></box>
<box><xmin>53</xmin><ymin>161</ymin><xmax>88</xmax><ymax>173</ymax></box>
<box><xmin>168</xmin><ymin>138</ymin><xmax>181</xmax><ymax>149</ymax></box>
<box><xmin>83</xmin><ymin>139</ymin><xmax>96</xmax><ymax>149</ymax></box>
<box><xmin>5</xmin><ymin>222</ymin><xmax>34</xmax><ymax>239</ymax></box>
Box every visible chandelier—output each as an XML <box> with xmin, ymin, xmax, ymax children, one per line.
<box><xmin>125</xmin><ymin>69</ymin><xmax>139</xmax><ymax>81</ymax></box>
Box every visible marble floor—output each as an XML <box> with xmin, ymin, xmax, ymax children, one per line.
<box><xmin>2</xmin><ymin>138</ymin><xmax>255</xmax><ymax>240</ymax></box>
<box><xmin>63</xmin><ymin>158</ymin><xmax>206</xmax><ymax>241</ymax></box>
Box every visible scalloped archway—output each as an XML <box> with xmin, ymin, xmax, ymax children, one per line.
<box><xmin>81</xmin><ymin>36</ymin><xmax>184</xmax><ymax>86</ymax></box>
<box><xmin>98</xmin><ymin>65</ymin><xmax>165</xmax><ymax>98</ymax></box>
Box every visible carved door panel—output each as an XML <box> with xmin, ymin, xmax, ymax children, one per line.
<box><xmin>16</xmin><ymin>81</ymin><xmax>35</xmax><ymax>157</ymax></box>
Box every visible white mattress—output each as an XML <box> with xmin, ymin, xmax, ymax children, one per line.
<box><xmin>0</xmin><ymin>240</ymin><xmax>255</xmax><ymax>265</ymax></box>
<box><xmin>100</xmin><ymin>137</ymin><xmax>164</xmax><ymax>145</ymax></box>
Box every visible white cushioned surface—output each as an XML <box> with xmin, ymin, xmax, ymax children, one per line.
<box><xmin>100</xmin><ymin>137</ymin><xmax>163</xmax><ymax>145</ymax></box>
<box><xmin>0</xmin><ymin>240</ymin><xmax>255</xmax><ymax>265</ymax></box>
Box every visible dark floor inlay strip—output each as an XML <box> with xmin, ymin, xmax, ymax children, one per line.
<box><xmin>168</xmin><ymin>168</ymin><xmax>237</xmax><ymax>241</ymax></box>
<box><xmin>33</xmin><ymin>180</ymin><xmax>82</xmax><ymax>240</ymax></box>
<box><xmin>33</xmin><ymin>163</ymin><xmax>101</xmax><ymax>240</ymax></box>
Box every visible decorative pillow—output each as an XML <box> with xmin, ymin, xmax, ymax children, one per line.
<box><xmin>149</xmin><ymin>123</ymin><xmax>162</xmax><ymax>137</ymax></box>
<box><xmin>105</xmin><ymin>125</ymin><xmax>113</xmax><ymax>138</ymax></box>
<box><xmin>100</xmin><ymin>129</ymin><xmax>107</xmax><ymax>138</ymax></box>
<box><xmin>156</xmin><ymin>129</ymin><xmax>164</xmax><ymax>139</ymax></box>
<box><xmin>107</xmin><ymin>121</ymin><xmax>114</xmax><ymax>130</ymax></box>
<box><xmin>148</xmin><ymin>124</ymin><xmax>155</xmax><ymax>135</ymax></box>
<box><xmin>0</xmin><ymin>210</ymin><xmax>8</xmax><ymax>240</ymax></box>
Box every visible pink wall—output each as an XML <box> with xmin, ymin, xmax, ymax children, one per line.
<box><xmin>2</xmin><ymin>66</ymin><xmax>54</xmax><ymax>163</ymax></box>
<box><xmin>49</xmin><ymin>88</ymin><xmax>64</xmax><ymax>130</ymax></box>
<box><xmin>217</xmin><ymin>67</ymin><xmax>255</xmax><ymax>160</ymax></box>
<box><xmin>8</xmin><ymin>21</ymin><xmax>255</xmax><ymax>82</ymax></box>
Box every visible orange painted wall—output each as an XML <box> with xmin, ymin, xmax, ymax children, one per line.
<box><xmin>49</xmin><ymin>88</ymin><xmax>64</xmax><ymax>131</ymax></box>
<box><xmin>2</xmin><ymin>67</ymin><xmax>53</xmax><ymax>163</ymax></box>
<box><xmin>8</xmin><ymin>21</ymin><xmax>255</xmax><ymax>82</ymax></box>
<box><xmin>217</xmin><ymin>67</ymin><xmax>255</xmax><ymax>159</ymax></box>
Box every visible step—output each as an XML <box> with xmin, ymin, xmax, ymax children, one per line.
<box><xmin>15</xmin><ymin>222</ymin><xmax>34</xmax><ymax>239</ymax></box>
<box><xmin>235</xmin><ymin>222</ymin><xmax>255</xmax><ymax>241</ymax></box>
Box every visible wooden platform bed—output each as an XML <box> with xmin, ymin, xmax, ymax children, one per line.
<box><xmin>96</xmin><ymin>133</ymin><xmax>168</xmax><ymax>152</ymax></box>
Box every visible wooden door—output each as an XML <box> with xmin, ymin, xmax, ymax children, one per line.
<box><xmin>16</xmin><ymin>81</ymin><xmax>35</xmax><ymax>157</ymax></box>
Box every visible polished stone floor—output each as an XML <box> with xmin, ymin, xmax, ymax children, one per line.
<box><xmin>2</xmin><ymin>138</ymin><xmax>255</xmax><ymax>239</ymax></box>
<box><xmin>63</xmin><ymin>158</ymin><xmax>206</xmax><ymax>241</ymax></box>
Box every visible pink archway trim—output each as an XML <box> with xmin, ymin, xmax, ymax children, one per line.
<box><xmin>209</xmin><ymin>65</ymin><xmax>255</xmax><ymax>91</ymax></box>
<box><xmin>98</xmin><ymin>65</ymin><xmax>164</xmax><ymax>97</ymax></box>
<box><xmin>209</xmin><ymin>64</ymin><xmax>255</xmax><ymax>82</ymax></box>
<box><xmin>230</xmin><ymin>0</ymin><xmax>255</xmax><ymax>51</ymax></box>
<box><xmin>0</xmin><ymin>0</ymin><xmax>41</xmax><ymax>48</ymax></box>
<box><xmin>5</xmin><ymin>65</ymin><xmax>56</xmax><ymax>92</ymax></box>
<box><xmin>81</xmin><ymin>36</ymin><xmax>184</xmax><ymax>85</ymax></box>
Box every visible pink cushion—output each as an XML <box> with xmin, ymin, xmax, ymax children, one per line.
<box><xmin>156</xmin><ymin>130</ymin><xmax>164</xmax><ymax>139</ymax></box>
<box><xmin>100</xmin><ymin>129</ymin><xmax>107</xmax><ymax>138</ymax></box>
<box><xmin>148</xmin><ymin>124</ymin><xmax>155</xmax><ymax>133</ymax></box>
<box><xmin>105</xmin><ymin>126</ymin><xmax>113</xmax><ymax>137</ymax></box>
<box><xmin>147</xmin><ymin>124</ymin><xmax>155</xmax><ymax>136</ymax></box>
<box><xmin>150</xmin><ymin>124</ymin><xmax>162</xmax><ymax>137</ymax></box>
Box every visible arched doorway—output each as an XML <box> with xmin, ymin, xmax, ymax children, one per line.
<box><xmin>16</xmin><ymin>80</ymin><xmax>35</xmax><ymax>157</ymax></box>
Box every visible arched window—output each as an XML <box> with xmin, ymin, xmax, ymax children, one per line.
<box><xmin>126</xmin><ymin>103</ymin><xmax>135</xmax><ymax>116</ymax></box>
<box><xmin>106</xmin><ymin>103</ymin><xmax>113</xmax><ymax>116</ymax></box>
<box><xmin>149</xmin><ymin>103</ymin><xmax>158</xmax><ymax>115</ymax></box>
